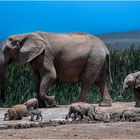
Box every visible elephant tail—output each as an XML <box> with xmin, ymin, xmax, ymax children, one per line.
<box><xmin>106</xmin><ymin>50</ymin><xmax>113</xmax><ymax>84</ymax></box>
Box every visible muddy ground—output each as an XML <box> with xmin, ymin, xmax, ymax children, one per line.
<box><xmin>0</xmin><ymin>102</ymin><xmax>140</xmax><ymax>139</ymax></box>
<box><xmin>0</xmin><ymin>122</ymin><xmax>140</xmax><ymax>139</ymax></box>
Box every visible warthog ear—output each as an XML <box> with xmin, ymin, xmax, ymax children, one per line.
<box><xmin>18</xmin><ymin>33</ymin><xmax>47</xmax><ymax>64</ymax></box>
<box><xmin>135</xmin><ymin>76</ymin><xmax>140</xmax><ymax>89</ymax></box>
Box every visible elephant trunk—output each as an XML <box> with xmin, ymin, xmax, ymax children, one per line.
<box><xmin>122</xmin><ymin>83</ymin><xmax>127</xmax><ymax>93</ymax></box>
<box><xmin>122</xmin><ymin>81</ymin><xmax>130</xmax><ymax>99</ymax></box>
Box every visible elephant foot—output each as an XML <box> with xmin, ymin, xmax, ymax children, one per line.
<box><xmin>135</xmin><ymin>102</ymin><xmax>140</xmax><ymax>108</ymax></box>
<box><xmin>37</xmin><ymin>96</ymin><xmax>46</xmax><ymax>108</ymax></box>
<box><xmin>46</xmin><ymin>96</ymin><xmax>56</xmax><ymax>107</ymax></box>
<box><xmin>38</xmin><ymin>101</ymin><xmax>46</xmax><ymax>108</ymax></box>
<box><xmin>99</xmin><ymin>100</ymin><xmax>112</xmax><ymax>107</ymax></box>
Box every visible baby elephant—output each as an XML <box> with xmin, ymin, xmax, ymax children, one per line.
<box><xmin>4</xmin><ymin>104</ymin><xmax>28</xmax><ymax>121</ymax></box>
<box><xmin>123</xmin><ymin>71</ymin><xmax>140</xmax><ymax>107</ymax></box>
<box><xmin>65</xmin><ymin>102</ymin><xmax>97</xmax><ymax>121</ymax></box>
<box><xmin>26</xmin><ymin>109</ymin><xmax>42</xmax><ymax>121</ymax></box>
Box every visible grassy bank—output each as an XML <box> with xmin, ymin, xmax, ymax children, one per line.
<box><xmin>1</xmin><ymin>46</ymin><xmax>140</xmax><ymax>107</ymax></box>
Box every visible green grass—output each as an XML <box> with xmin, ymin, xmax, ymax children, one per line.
<box><xmin>1</xmin><ymin>45</ymin><xmax>140</xmax><ymax>107</ymax></box>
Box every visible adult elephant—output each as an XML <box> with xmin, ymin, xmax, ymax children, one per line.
<box><xmin>0</xmin><ymin>32</ymin><xmax>112</xmax><ymax>107</ymax></box>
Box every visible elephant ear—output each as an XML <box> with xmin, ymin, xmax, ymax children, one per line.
<box><xmin>135</xmin><ymin>76</ymin><xmax>140</xmax><ymax>89</ymax></box>
<box><xmin>18</xmin><ymin>34</ymin><xmax>46</xmax><ymax>64</ymax></box>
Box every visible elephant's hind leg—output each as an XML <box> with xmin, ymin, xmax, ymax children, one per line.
<box><xmin>77</xmin><ymin>82</ymin><xmax>91</xmax><ymax>102</ymax></box>
<box><xmin>78</xmin><ymin>57</ymin><xmax>103</xmax><ymax>102</ymax></box>
<box><xmin>94</xmin><ymin>59</ymin><xmax>112</xmax><ymax>107</ymax></box>
<box><xmin>96</xmin><ymin>81</ymin><xmax>112</xmax><ymax>107</ymax></box>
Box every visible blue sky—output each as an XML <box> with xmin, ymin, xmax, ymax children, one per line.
<box><xmin>0</xmin><ymin>1</ymin><xmax>140</xmax><ymax>40</ymax></box>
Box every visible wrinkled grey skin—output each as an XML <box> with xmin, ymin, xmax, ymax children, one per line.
<box><xmin>0</xmin><ymin>32</ymin><xmax>112</xmax><ymax>107</ymax></box>
<box><xmin>123</xmin><ymin>71</ymin><xmax>140</xmax><ymax>107</ymax></box>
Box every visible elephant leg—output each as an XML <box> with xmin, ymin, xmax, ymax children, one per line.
<box><xmin>39</xmin><ymin>67</ymin><xmax>56</xmax><ymax>106</ymax></box>
<box><xmin>33</xmin><ymin>69</ymin><xmax>46</xmax><ymax>108</ymax></box>
<box><xmin>77</xmin><ymin>82</ymin><xmax>91</xmax><ymax>102</ymax></box>
<box><xmin>96</xmin><ymin>81</ymin><xmax>112</xmax><ymax>107</ymax></box>
<box><xmin>0</xmin><ymin>88</ymin><xmax>5</xmax><ymax>101</ymax></box>
<box><xmin>0</xmin><ymin>68</ymin><xmax>5</xmax><ymax>101</ymax></box>
<box><xmin>134</xmin><ymin>90</ymin><xmax>140</xmax><ymax>107</ymax></box>
<box><xmin>79</xmin><ymin>55</ymin><xmax>106</xmax><ymax>103</ymax></box>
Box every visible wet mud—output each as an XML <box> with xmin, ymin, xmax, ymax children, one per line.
<box><xmin>1</xmin><ymin>108</ymin><xmax>140</xmax><ymax>130</ymax></box>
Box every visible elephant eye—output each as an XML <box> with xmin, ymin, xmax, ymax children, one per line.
<box><xmin>12</xmin><ymin>40</ymin><xmax>20</xmax><ymax>46</ymax></box>
<box><xmin>8</xmin><ymin>38</ymin><xmax>13</xmax><ymax>42</ymax></box>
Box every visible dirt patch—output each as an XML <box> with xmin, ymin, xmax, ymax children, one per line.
<box><xmin>2</xmin><ymin>110</ymin><xmax>140</xmax><ymax>130</ymax></box>
<box><xmin>0</xmin><ymin>122</ymin><xmax>140</xmax><ymax>139</ymax></box>
<box><xmin>0</xmin><ymin>102</ymin><xmax>140</xmax><ymax>130</ymax></box>
<box><xmin>0</xmin><ymin>102</ymin><xmax>140</xmax><ymax>139</ymax></box>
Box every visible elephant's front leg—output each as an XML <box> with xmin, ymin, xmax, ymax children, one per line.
<box><xmin>39</xmin><ymin>68</ymin><xmax>56</xmax><ymax>106</ymax></box>
<box><xmin>32</xmin><ymin>69</ymin><xmax>46</xmax><ymax>108</ymax></box>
